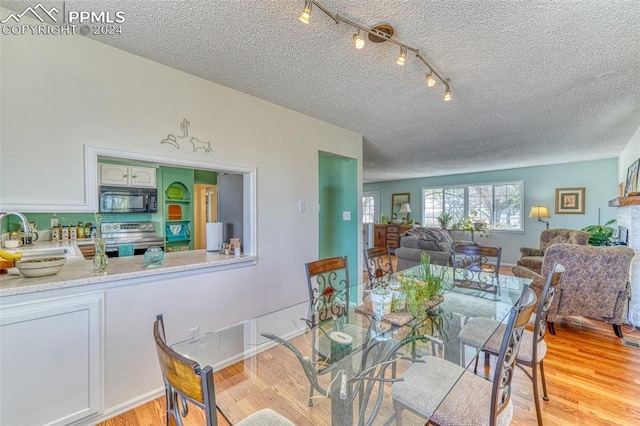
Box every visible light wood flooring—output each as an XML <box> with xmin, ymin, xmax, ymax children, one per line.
<box><xmin>99</xmin><ymin>260</ymin><xmax>640</xmax><ymax>425</ymax></box>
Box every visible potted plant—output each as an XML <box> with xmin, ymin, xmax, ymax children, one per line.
<box><xmin>452</xmin><ymin>211</ymin><xmax>489</xmax><ymax>242</ymax></box>
<box><xmin>436</xmin><ymin>212</ymin><xmax>453</xmax><ymax>230</ymax></box>
<box><xmin>399</xmin><ymin>253</ymin><xmax>448</xmax><ymax>317</ymax></box>
<box><xmin>369</xmin><ymin>281</ymin><xmax>393</xmax><ymax>316</ymax></box>
<box><xmin>582</xmin><ymin>218</ymin><xmax>616</xmax><ymax>246</ymax></box>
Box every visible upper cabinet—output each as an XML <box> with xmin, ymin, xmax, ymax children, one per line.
<box><xmin>99</xmin><ymin>164</ymin><xmax>156</xmax><ymax>188</ymax></box>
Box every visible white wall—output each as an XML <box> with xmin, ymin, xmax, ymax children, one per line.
<box><xmin>0</xmin><ymin>14</ymin><xmax>362</xmax><ymax>421</ymax></box>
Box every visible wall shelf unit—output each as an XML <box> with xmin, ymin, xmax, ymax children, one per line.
<box><xmin>161</xmin><ymin>167</ymin><xmax>194</xmax><ymax>252</ymax></box>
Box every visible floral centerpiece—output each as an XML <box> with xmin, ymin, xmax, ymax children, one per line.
<box><xmin>398</xmin><ymin>253</ymin><xmax>448</xmax><ymax>317</ymax></box>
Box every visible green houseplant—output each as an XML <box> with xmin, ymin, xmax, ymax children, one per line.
<box><xmin>451</xmin><ymin>210</ymin><xmax>489</xmax><ymax>241</ymax></box>
<box><xmin>398</xmin><ymin>253</ymin><xmax>448</xmax><ymax>317</ymax></box>
<box><xmin>582</xmin><ymin>219</ymin><xmax>616</xmax><ymax>246</ymax></box>
<box><xmin>436</xmin><ymin>212</ymin><xmax>453</xmax><ymax>230</ymax></box>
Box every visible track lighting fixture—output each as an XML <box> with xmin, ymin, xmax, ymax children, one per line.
<box><xmin>353</xmin><ymin>31</ymin><xmax>365</xmax><ymax>49</ymax></box>
<box><xmin>396</xmin><ymin>47</ymin><xmax>407</xmax><ymax>66</ymax></box>
<box><xmin>426</xmin><ymin>72</ymin><xmax>436</xmax><ymax>87</ymax></box>
<box><xmin>443</xmin><ymin>81</ymin><xmax>452</xmax><ymax>101</ymax></box>
<box><xmin>297</xmin><ymin>0</ymin><xmax>451</xmax><ymax>101</ymax></box>
<box><xmin>299</xmin><ymin>0</ymin><xmax>312</xmax><ymax>24</ymax></box>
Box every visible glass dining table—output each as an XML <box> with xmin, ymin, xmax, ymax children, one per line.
<box><xmin>171</xmin><ymin>264</ymin><xmax>530</xmax><ymax>426</ymax></box>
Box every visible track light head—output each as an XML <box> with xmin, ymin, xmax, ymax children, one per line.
<box><xmin>396</xmin><ymin>47</ymin><xmax>407</xmax><ymax>66</ymax></box>
<box><xmin>443</xmin><ymin>83</ymin><xmax>452</xmax><ymax>101</ymax></box>
<box><xmin>299</xmin><ymin>0</ymin><xmax>312</xmax><ymax>24</ymax></box>
<box><xmin>426</xmin><ymin>72</ymin><xmax>436</xmax><ymax>87</ymax></box>
<box><xmin>353</xmin><ymin>32</ymin><xmax>365</xmax><ymax>49</ymax></box>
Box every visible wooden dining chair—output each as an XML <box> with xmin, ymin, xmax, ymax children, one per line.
<box><xmin>458</xmin><ymin>263</ymin><xmax>565</xmax><ymax>426</ymax></box>
<box><xmin>389</xmin><ymin>287</ymin><xmax>537</xmax><ymax>426</ymax></box>
<box><xmin>363</xmin><ymin>246</ymin><xmax>394</xmax><ymax>282</ymax></box>
<box><xmin>153</xmin><ymin>315</ymin><xmax>294</xmax><ymax>426</ymax></box>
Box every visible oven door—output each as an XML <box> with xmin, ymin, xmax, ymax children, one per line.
<box><xmin>99</xmin><ymin>187</ymin><xmax>152</xmax><ymax>213</ymax></box>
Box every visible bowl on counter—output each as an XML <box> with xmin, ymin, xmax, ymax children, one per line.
<box><xmin>15</xmin><ymin>257</ymin><xmax>67</xmax><ymax>278</ymax></box>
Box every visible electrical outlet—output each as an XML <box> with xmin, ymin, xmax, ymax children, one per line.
<box><xmin>188</xmin><ymin>327</ymin><xmax>199</xmax><ymax>342</ymax></box>
<box><xmin>50</xmin><ymin>218</ymin><xmax>59</xmax><ymax>227</ymax></box>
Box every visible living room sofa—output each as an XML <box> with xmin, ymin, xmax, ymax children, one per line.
<box><xmin>395</xmin><ymin>227</ymin><xmax>458</xmax><ymax>270</ymax></box>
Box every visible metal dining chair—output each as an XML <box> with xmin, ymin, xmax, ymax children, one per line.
<box><xmin>452</xmin><ymin>244</ymin><xmax>502</xmax><ymax>291</ymax></box>
<box><xmin>458</xmin><ymin>263</ymin><xmax>565</xmax><ymax>426</ymax></box>
<box><xmin>389</xmin><ymin>287</ymin><xmax>537</xmax><ymax>425</ymax></box>
<box><xmin>363</xmin><ymin>246</ymin><xmax>394</xmax><ymax>282</ymax></box>
<box><xmin>304</xmin><ymin>256</ymin><xmax>351</xmax><ymax>406</ymax></box>
<box><xmin>153</xmin><ymin>315</ymin><xmax>294</xmax><ymax>426</ymax></box>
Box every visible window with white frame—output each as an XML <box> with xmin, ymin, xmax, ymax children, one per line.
<box><xmin>422</xmin><ymin>181</ymin><xmax>523</xmax><ymax>231</ymax></box>
<box><xmin>362</xmin><ymin>191</ymin><xmax>380</xmax><ymax>224</ymax></box>
<box><xmin>362</xmin><ymin>196</ymin><xmax>375</xmax><ymax>223</ymax></box>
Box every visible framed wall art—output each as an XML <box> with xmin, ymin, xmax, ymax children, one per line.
<box><xmin>555</xmin><ymin>187</ymin><xmax>585</xmax><ymax>214</ymax></box>
<box><xmin>624</xmin><ymin>159</ymin><xmax>639</xmax><ymax>196</ymax></box>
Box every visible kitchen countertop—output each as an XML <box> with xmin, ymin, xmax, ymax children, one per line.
<box><xmin>0</xmin><ymin>243</ymin><xmax>256</xmax><ymax>297</ymax></box>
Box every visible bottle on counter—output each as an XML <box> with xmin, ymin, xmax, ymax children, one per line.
<box><xmin>77</xmin><ymin>221</ymin><xmax>85</xmax><ymax>239</ymax></box>
<box><xmin>51</xmin><ymin>225</ymin><xmax>60</xmax><ymax>241</ymax></box>
<box><xmin>61</xmin><ymin>226</ymin><xmax>69</xmax><ymax>240</ymax></box>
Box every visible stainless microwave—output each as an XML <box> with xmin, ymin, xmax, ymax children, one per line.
<box><xmin>99</xmin><ymin>186</ymin><xmax>158</xmax><ymax>213</ymax></box>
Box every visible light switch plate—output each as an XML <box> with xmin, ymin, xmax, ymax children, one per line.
<box><xmin>343</xmin><ymin>211</ymin><xmax>351</xmax><ymax>221</ymax></box>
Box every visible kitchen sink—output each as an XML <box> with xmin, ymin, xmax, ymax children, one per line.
<box><xmin>16</xmin><ymin>246</ymin><xmax>79</xmax><ymax>259</ymax></box>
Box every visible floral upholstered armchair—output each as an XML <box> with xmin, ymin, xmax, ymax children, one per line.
<box><xmin>515</xmin><ymin>228</ymin><xmax>590</xmax><ymax>274</ymax></box>
<box><xmin>512</xmin><ymin>243</ymin><xmax>635</xmax><ymax>337</ymax></box>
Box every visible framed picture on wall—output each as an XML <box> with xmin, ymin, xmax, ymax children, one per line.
<box><xmin>555</xmin><ymin>187</ymin><xmax>585</xmax><ymax>214</ymax></box>
<box><xmin>624</xmin><ymin>159</ymin><xmax>639</xmax><ymax>196</ymax></box>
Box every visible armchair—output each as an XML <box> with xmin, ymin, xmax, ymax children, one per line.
<box><xmin>512</xmin><ymin>243</ymin><xmax>635</xmax><ymax>338</ymax></box>
<box><xmin>516</xmin><ymin>228</ymin><xmax>590</xmax><ymax>274</ymax></box>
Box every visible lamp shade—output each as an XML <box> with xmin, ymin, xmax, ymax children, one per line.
<box><xmin>529</xmin><ymin>205</ymin><xmax>550</xmax><ymax>219</ymax></box>
<box><xmin>399</xmin><ymin>203</ymin><xmax>412</xmax><ymax>214</ymax></box>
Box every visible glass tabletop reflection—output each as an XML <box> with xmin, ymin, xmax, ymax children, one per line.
<box><xmin>171</xmin><ymin>264</ymin><xmax>530</xmax><ymax>425</ymax></box>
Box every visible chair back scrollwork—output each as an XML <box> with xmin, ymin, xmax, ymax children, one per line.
<box><xmin>491</xmin><ymin>288</ymin><xmax>536</xmax><ymax>423</ymax></box>
<box><xmin>305</xmin><ymin>256</ymin><xmax>350</xmax><ymax>325</ymax></box>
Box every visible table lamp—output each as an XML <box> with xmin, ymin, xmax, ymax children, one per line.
<box><xmin>529</xmin><ymin>205</ymin><xmax>550</xmax><ymax>229</ymax></box>
<box><xmin>399</xmin><ymin>203</ymin><xmax>412</xmax><ymax>224</ymax></box>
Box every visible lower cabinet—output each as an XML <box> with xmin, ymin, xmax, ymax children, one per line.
<box><xmin>374</xmin><ymin>224</ymin><xmax>412</xmax><ymax>250</ymax></box>
<box><xmin>0</xmin><ymin>293</ymin><xmax>104</xmax><ymax>426</ymax></box>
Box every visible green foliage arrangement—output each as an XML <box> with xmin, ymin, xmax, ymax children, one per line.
<box><xmin>451</xmin><ymin>210</ymin><xmax>489</xmax><ymax>238</ymax></box>
<box><xmin>582</xmin><ymin>219</ymin><xmax>616</xmax><ymax>246</ymax></box>
<box><xmin>399</xmin><ymin>253</ymin><xmax>448</xmax><ymax>317</ymax></box>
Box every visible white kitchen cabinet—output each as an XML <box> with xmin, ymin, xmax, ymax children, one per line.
<box><xmin>99</xmin><ymin>164</ymin><xmax>156</xmax><ymax>188</ymax></box>
<box><xmin>0</xmin><ymin>293</ymin><xmax>104</xmax><ymax>426</ymax></box>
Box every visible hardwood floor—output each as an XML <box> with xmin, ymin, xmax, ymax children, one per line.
<box><xmin>99</xmin><ymin>260</ymin><xmax>640</xmax><ymax>425</ymax></box>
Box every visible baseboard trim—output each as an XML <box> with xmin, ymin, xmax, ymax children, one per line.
<box><xmin>67</xmin><ymin>387</ymin><xmax>165</xmax><ymax>425</ymax></box>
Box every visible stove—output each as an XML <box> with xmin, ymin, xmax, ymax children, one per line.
<box><xmin>100</xmin><ymin>222</ymin><xmax>164</xmax><ymax>256</ymax></box>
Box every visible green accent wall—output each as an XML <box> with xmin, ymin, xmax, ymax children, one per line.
<box><xmin>319</xmin><ymin>152</ymin><xmax>358</xmax><ymax>296</ymax></box>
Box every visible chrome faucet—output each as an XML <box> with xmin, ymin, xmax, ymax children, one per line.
<box><xmin>0</xmin><ymin>212</ymin><xmax>31</xmax><ymax>248</ymax></box>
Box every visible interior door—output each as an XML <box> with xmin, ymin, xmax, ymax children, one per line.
<box><xmin>193</xmin><ymin>184</ymin><xmax>217</xmax><ymax>249</ymax></box>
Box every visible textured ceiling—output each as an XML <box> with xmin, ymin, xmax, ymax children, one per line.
<box><xmin>7</xmin><ymin>0</ymin><xmax>640</xmax><ymax>182</ymax></box>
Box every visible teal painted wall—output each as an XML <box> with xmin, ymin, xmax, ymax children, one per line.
<box><xmin>364</xmin><ymin>158</ymin><xmax>618</xmax><ymax>264</ymax></box>
<box><xmin>319</xmin><ymin>152</ymin><xmax>359</xmax><ymax>291</ymax></box>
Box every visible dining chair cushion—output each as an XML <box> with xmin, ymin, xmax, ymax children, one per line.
<box><xmin>235</xmin><ymin>408</ymin><xmax>296</xmax><ymax>426</ymax></box>
<box><xmin>392</xmin><ymin>356</ymin><xmax>513</xmax><ymax>425</ymax></box>
<box><xmin>457</xmin><ymin>317</ymin><xmax>500</xmax><ymax>348</ymax></box>
<box><xmin>483</xmin><ymin>324</ymin><xmax>546</xmax><ymax>364</ymax></box>
<box><xmin>391</xmin><ymin>356</ymin><xmax>462</xmax><ymax>418</ymax></box>
<box><xmin>430</xmin><ymin>365</ymin><xmax>513</xmax><ymax>426</ymax></box>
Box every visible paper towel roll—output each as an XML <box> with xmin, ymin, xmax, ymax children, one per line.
<box><xmin>206</xmin><ymin>222</ymin><xmax>224</xmax><ymax>252</ymax></box>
